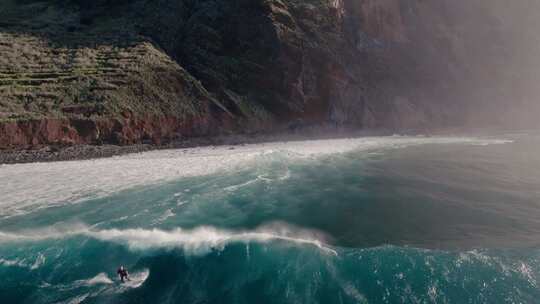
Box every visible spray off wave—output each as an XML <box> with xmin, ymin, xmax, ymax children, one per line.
<box><xmin>0</xmin><ymin>223</ymin><xmax>337</xmax><ymax>256</ymax></box>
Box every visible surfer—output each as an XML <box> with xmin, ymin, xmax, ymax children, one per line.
<box><xmin>117</xmin><ymin>265</ymin><xmax>129</xmax><ymax>283</ymax></box>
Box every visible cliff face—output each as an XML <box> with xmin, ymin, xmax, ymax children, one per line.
<box><xmin>331</xmin><ymin>0</ymin><xmax>540</xmax><ymax>129</ymax></box>
<box><xmin>0</xmin><ymin>0</ymin><xmax>538</xmax><ymax>149</ymax></box>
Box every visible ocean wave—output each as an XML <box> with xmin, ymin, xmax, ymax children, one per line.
<box><xmin>0</xmin><ymin>136</ymin><xmax>512</xmax><ymax>218</ymax></box>
<box><xmin>0</xmin><ymin>223</ymin><xmax>337</xmax><ymax>256</ymax></box>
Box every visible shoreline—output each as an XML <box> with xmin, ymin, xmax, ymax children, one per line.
<box><xmin>0</xmin><ymin>126</ymin><xmax>396</xmax><ymax>164</ymax></box>
<box><xmin>0</xmin><ymin>125</ymin><xmax>516</xmax><ymax>165</ymax></box>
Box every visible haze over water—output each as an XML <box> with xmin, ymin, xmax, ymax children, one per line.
<box><xmin>0</xmin><ymin>133</ymin><xmax>539</xmax><ymax>303</ymax></box>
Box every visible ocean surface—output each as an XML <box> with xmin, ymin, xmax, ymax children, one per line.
<box><xmin>0</xmin><ymin>133</ymin><xmax>539</xmax><ymax>304</ymax></box>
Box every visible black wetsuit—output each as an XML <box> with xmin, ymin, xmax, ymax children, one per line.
<box><xmin>117</xmin><ymin>268</ymin><xmax>129</xmax><ymax>282</ymax></box>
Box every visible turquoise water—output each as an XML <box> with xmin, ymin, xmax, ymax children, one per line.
<box><xmin>1</xmin><ymin>134</ymin><xmax>539</xmax><ymax>303</ymax></box>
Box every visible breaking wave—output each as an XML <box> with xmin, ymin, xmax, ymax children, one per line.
<box><xmin>0</xmin><ymin>223</ymin><xmax>336</xmax><ymax>256</ymax></box>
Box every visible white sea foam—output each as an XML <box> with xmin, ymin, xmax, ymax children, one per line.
<box><xmin>0</xmin><ymin>258</ymin><xmax>27</xmax><ymax>268</ymax></box>
<box><xmin>0</xmin><ymin>253</ymin><xmax>45</xmax><ymax>270</ymax></box>
<box><xmin>0</xmin><ymin>136</ymin><xmax>511</xmax><ymax>218</ymax></box>
<box><xmin>30</xmin><ymin>253</ymin><xmax>46</xmax><ymax>270</ymax></box>
<box><xmin>55</xmin><ymin>271</ymin><xmax>144</xmax><ymax>303</ymax></box>
<box><xmin>86</xmin><ymin>273</ymin><xmax>114</xmax><ymax>286</ymax></box>
<box><xmin>224</xmin><ymin>177</ymin><xmax>261</xmax><ymax>192</ymax></box>
<box><xmin>56</xmin><ymin>271</ymin><xmax>143</xmax><ymax>304</ymax></box>
<box><xmin>63</xmin><ymin>294</ymin><xmax>89</xmax><ymax>304</ymax></box>
<box><xmin>152</xmin><ymin>209</ymin><xmax>176</xmax><ymax>225</ymax></box>
<box><xmin>0</xmin><ymin>223</ymin><xmax>337</xmax><ymax>255</ymax></box>
<box><xmin>71</xmin><ymin>273</ymin><xmax>114</xmax><ymax>287</ymax></box>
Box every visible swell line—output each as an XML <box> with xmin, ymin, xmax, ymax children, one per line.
<box><xmin>0</xmin><ymin>223</ymin><xmax>338</xmax><ymax>256</ymax></box>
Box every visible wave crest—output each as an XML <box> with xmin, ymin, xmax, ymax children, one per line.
<box><xmin>0</xmin><ymin>223</ymin><xmax>337</xmax><ymax>256</ymax></box>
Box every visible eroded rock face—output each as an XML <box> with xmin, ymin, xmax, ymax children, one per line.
<box><xmin>332</xmin><ymin>0</ymin><xmax>540</xmax><ymax>130</ymax></box>
<box><xmin>160</xmin><ymin>0</ymin><xmax>534</xmax><ymax>131</ymax></box>
<box><xmin>0</xmin><ymin>115</ymin><xmax>223</xmax><ymax>149</ymax></box>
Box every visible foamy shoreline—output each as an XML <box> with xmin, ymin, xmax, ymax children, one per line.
<box><xmin>0</xmin><ymin>128</ymin><xmax>391</xmax><ymax>165</ymax></box>
<box><xmin>0</xmin><ymin>135</ymin><xmax>511</xmax><ymax>218</ymax></box>
<box><xmin>0</xmin><ymin>125</ymin><xmax>491</xmax><ymax>165</ymax></box>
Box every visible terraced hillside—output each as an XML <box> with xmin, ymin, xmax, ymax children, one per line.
<box><xmin>0</xmin><ymin>33</ymin><xmax>179</xmax><ymax>118</ymax></box>
<box><xmin>0</xmin><ymin>0</ymin><xmax>236</xmax><ymax>148</ymax></box>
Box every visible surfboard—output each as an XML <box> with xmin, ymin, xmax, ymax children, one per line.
<box><xmin>119</xmin><ymin>269</ymin><xmax>149</xmax><ymax>288</ymax></box>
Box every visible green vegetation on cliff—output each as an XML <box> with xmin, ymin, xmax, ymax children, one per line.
<box><xmin>0</xmin><ymin>0</ymin><xmax>217</xmax><ymax>122</ymax></box>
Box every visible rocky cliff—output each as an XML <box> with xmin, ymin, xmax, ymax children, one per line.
<box><xmin>1</xmin><ymin>0</ymin><xmax>538</xmax><ymax>149</ymax></box>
